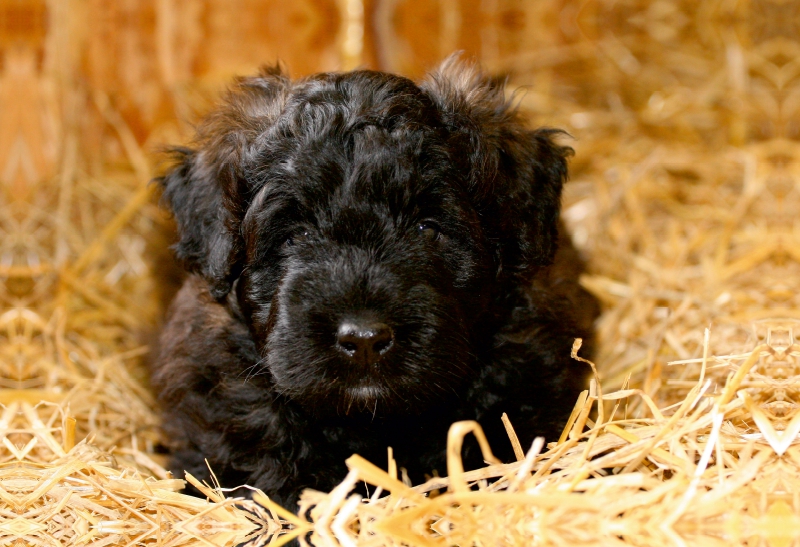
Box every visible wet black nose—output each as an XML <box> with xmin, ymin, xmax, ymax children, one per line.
<box><xmin>336</xmin><ymin>321</ymin><xmax>394</xmax><ymax>366</ymax></box>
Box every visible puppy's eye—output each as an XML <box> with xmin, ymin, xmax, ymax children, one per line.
<box><xmin>285</xmin><ymin>230</ymin><xmax>310</xmax><ymax>247</ymax></box>
<box><xmin>417</xmin><ymin>222</ymin><xmax>441</xmax><ymax>241</ymax></box>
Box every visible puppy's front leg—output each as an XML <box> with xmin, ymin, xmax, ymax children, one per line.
<box><xmin>153</xmin><ymin>275</ymin><xmax>315</xmax><ymax>504</ymax></box>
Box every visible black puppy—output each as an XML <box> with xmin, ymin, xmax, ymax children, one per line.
<box><xmin>153</xmin><ymin>57</ymin><xmax>598</xmax><ymax>506</ymax></box>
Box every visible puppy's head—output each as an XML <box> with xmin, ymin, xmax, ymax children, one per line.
<box><xmin>160</xmin><ymin>58</ymin><xmax>571</xmax><ymax>415</ymax></box>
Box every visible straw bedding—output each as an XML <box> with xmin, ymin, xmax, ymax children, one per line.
<box><xmin>3</xmin><ymin>0</ymin><xmax>799</xmax><ymax>545</ymax></box>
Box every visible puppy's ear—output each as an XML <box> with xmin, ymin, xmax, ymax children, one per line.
<box><xmin>421</xmin><ymin>55</ymin><xmax>572</xmax><ymax>279</ymax></box>
<box><xmin>158</xmin><ymin>65</ymin><xmax>291</xmax><ymax>299</ymax></box>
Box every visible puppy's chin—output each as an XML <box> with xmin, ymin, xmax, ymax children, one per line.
<box><xmin>340</xmin><ymin>383</ymin><xmax>385</xmax><ymax>416</ymax></box>
<box><xmin>300</xmin><ymin>381</ymin><xmax>397</xmax><ymax>418</ymax></box>
<box><xmin>346</xmin><ymin>383</ymin><xmax>382</xmax><ymax>401</ymax></box>
<box><xmin>278</xmin><ymin>373</ymin><xmax>422</xmax><ymax>418</ymax></box>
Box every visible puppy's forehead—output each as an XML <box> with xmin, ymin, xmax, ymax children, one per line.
<box><xmin>254</xmin><ymin>72</ymin><xmax>456</xmax><ymax>210</ymax></box>
<box><xmin>280</xmin><ymin>129</ymin><xmax>454</xmax><ymax>234</ymax></box>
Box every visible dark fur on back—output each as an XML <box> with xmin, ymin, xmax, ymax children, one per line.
<box><xmin>153</xmin><ymin>57</ymin><xmax>599</xmax><ymax>506</ymax></box>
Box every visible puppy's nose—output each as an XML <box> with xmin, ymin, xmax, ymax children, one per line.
<box><xmin>336</xmin><ymin>321</ymin><xmax>394</xmax><ymax>366</ymax></box>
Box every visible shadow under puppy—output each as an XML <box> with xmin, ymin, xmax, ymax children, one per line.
<box><xmin>153</xmin><ymin>57</ymin><xmax>599</xmax><ymax>507</ymax></box>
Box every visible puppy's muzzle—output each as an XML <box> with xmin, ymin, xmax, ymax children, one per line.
<box><xmin>336</xmin><ymin>320</ymin><xmax>395</xmax><ymax>367</ymax></box>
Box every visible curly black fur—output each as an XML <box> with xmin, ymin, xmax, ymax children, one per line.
<box><xmin>153</xmin><ymin>57</ymin><xmax>599</xmax><ymax>507</ymax></box>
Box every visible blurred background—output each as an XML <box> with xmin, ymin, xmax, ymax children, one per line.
<box><xmin>2</xmin><ymin>0</ymin><xmax>799</xmax><ymax>462</ymax></box>
<box><xmin>7</xmin><ymin>0</ymin><xmax>796</xmax><ymax>182</ymax></box>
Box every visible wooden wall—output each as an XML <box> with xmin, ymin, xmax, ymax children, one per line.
<box><xmin>0</xmin><ymin>0</ymin><xmax>581</xmax><ymax>186</ymax></box>
<box><xmin>1</xmin><ymin>0</ymin><xmax>794</xmax><ymax>190</ymax></box>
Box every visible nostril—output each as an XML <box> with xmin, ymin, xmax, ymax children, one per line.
<box><xmin>371</xmin><ymin>327</ymin><xmax>393</xmax><ymax>355</ymax></box>
<box><xmin>338</xmin><ymin>340</ymin><xmax>358</xmax><ymax>355</ymax></box>
<box><xmin>336</xmin><ymin>321</ymin><xmax>395</xmax><ymax>365</ymax></box>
